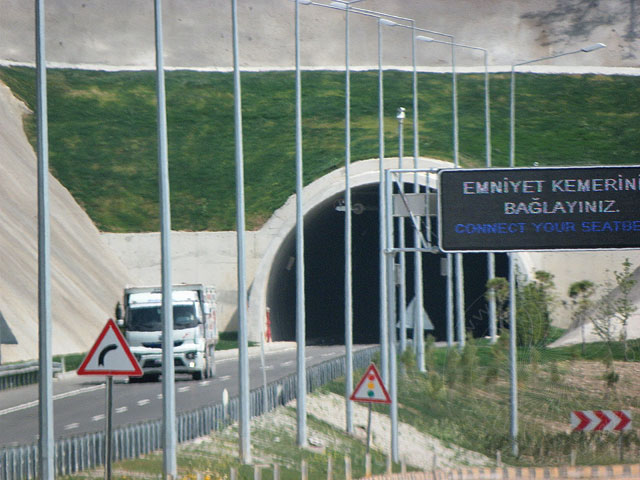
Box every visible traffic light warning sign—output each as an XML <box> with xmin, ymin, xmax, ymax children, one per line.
<box><xmin>350</xmin><ymin>363</ymin><xmax>391</xmax><ymax>404</ymax></box>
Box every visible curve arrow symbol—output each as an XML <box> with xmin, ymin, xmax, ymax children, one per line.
<box><xmin>614</xmin><ymin>410</ymin><xmax>631</xmax><ymax>431</ymax></box>
<box><xmin>594</xmin><ymin>410</ymin><xmax>611</xmax><ymax>431</ymax></box>
<box><xmin>572</xmin><ymin>411</ymin><xmax>590</xmax><ymax>431</ymax></box>
<box><xmin>98</xmin><ymin>344</ymin><xmax>118</xmax><ymax>366</ymax></box>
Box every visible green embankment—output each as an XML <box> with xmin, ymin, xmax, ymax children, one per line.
<box><xmin>329</xmin><ymin>340</ymin><xmax>640</xmax><ymax>467</ymax></box>
<box><xmin>1</xmin><ymin>67</ymin><xmax>638</xmax><ymax>232</ymax></box>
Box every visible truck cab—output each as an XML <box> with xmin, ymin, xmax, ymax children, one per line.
<box><xmin>119</xmin><ymin>285</ymin><xmax>217</xmax><ymax>381</ymax></box>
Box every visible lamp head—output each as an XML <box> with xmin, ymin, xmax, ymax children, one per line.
<box><xmin>416</xmin><ymin>35</ymin><xmax>434</xmax><ymax>43</ymax></box>
<box><xmin>329</xmin><ymin>1</ymin><xmax>346</xmax><ymax>9</ymax></box>
<box><xmin>397</xmin><ymin>107</ymin><xmax>406</xmax><ymax>120</ymax></box>
<box><xmin>581</xmin><ymin>42</ymin><xmax>606</xmax><ymax>52</ymax></box>
<box><xmin>379</xmin><ymin>18</ymin><xmax>398</xmax><ymax>27</ymax></box>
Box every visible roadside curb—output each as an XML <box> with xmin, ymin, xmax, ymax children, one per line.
<box><xmin>368</xmin><ymin>463</ymin><xmax>640</xmax><ymax>479</ymax></box>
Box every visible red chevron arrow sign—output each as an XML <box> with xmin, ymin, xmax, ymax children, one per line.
<box><xmin>571</xmin><ymin>410</ymin><xmax>631</xmax><ymax>432</ymax></box>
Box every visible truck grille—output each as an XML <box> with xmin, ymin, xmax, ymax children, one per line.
<box><xmin>143</xmin><ymin>358</ymin><xmax>186</xmax><ymax>368</ymax></box>
<box><xmin>142</xmin><ymin>340</ymin><xmax>184</xmax><ymax>348</ymax></box>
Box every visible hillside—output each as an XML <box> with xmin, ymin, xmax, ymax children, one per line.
<box><xmin>1</xmin><ymin>68</ymin><xmax>639</xmax><ymax>233</ymax></box>
<box><xmin>0</xmin><ymin>0</ymin><xmax>639</xmax><ymax>362</ymax></box>
<box><xmin>0</xmin><ymin>81</ymin><xmax>132</xmax><ymax>362</ymax></box>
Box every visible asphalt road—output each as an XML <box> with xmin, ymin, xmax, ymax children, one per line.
<box><xmin>0</xmin><ymin>343</ymin><xmax>363</xmax><ymax>448</ymax></box>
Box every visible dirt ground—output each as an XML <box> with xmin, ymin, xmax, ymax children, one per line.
<box><xmin>561</xmin><ymin>360</ymin><xmax>640</xmax><ymax>405</ymax></box>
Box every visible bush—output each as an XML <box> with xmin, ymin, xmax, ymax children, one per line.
<box><xmin>424</xmin><ymin>335</ymin><xmax>436</xmax><ymax>373</ymax></box>
<box><xmin>516</xmin><ymin>271</ymin><xmax>555</xmax><ymax>347</ymax></box>
<box><xmin>399</xmin><ymin>348</ymin><xmax>417</xmax><ymax>373</ymax></box>
<box><xmin>460</xmin><ymin>334</ymin><xmax>478</xmax><ymax>385</ymax></box>
<box><xmin>444</xmin><ymin>348</ymin><xmax>460</xmax><ymax>386</ymax></box>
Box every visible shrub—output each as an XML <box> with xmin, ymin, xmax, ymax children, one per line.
<box><xmin>444</xmin><ymin>348</ymin><xmax>460</xmax><ymax>386</ymax></box>
<box><xmin>460</xmin><ymin>334</ymin><xmax>478</xmax><ymax>385</ymax></box>
<box><xmin>516</xmin><ymin>271</ymin><xmax>556</xmax><ymax>347</ymax></box>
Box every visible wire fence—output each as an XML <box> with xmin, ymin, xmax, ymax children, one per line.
<box><xmin>0</xmin><ymin>346</ymin><xmax>378</xmax><ymax>480</ymax></box>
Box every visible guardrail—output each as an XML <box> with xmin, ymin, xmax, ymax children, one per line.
<box><xmin>0</xmin><ymin>346</ymin><xmax>378</xmax><ymax>480</ymax></box>
<box><xmin>0</xmin><ymin>362</ymin><xmax>63</xmax><ymax>392</ymax></box>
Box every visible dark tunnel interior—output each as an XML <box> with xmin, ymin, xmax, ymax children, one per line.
<box><xmin>266</xmin><ymin>183</ymin><xmax>508</xmax><ymax>344</ymax></box>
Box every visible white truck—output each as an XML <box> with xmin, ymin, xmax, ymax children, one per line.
<box><xmin>117</xmin><ymin>284</ymin><xmax>218</xmax><ymax>381</ymax></box>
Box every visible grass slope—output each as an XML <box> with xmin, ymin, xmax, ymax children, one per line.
<box><xmin>68</xmin><ymin>396</ymin><xmax>406</xmax><ymax>480</ymax></box>
<box><xmin>341</xmin><ymin>340</ymin><xmax>640</xmax><ymax>467</ymax></box>
<box><xmin>0</xmin><ymin>67</ymin><xmax>638</xmax><ymax>232</ymax></box>
<box><xmin>67</xmin><ymin>341</ymin><xmax>640</xmax><ymax>479</ymax></box>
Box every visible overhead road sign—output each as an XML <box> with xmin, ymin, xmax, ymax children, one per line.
<box><xmin>350</xmin><ymin>364</ymin><xmax>391</xmax><ymax>404</ymax></box>
<box><xmin>571</xmin><ymin>410</ymin><xmax>631</xmax><ymax>432</ymax></box>
<box><xmin>77</xmin><ymin>319</ymin><xmax>142</xmax><ymax>376</ymax></box>
<box><xmin>438</xmin><ymin>166</ymin><xmax>640</xmax><ymax>252</ymax></box>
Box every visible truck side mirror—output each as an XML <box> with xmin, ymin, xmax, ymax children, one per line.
<box><xmin>115</xmin><ymin>301</ymin><xmax>123</xmax><ymax>320</ymax></box>
<box><xmin>202</xmin><ymin>304</ymin><xmax>211</xmax><ymax>316</ymax></box>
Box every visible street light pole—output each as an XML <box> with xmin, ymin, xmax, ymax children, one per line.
<box><xmin>339</xmin><ymin>3</ymin><xmax>425</xmax><ymax>378</ymax></box>
<box><xmin>376</xmin><ymin>18</ymin><xmax>454</xmax><ymax>368</ymax></box>
<box><xmin>152</xmin><ymin>0</ymin><xmax>178</xmax><ymax>477</ymax></box>
<box><xmin>294</xmin><ymin>0</ymin><xmax>307</xmax><ymax>448</ymax></box>
<box><xmin>377</xmin><ymin>18</ymin><xmax>389</xmax><ymax>384</ymax></box>
<box><xmin>35</xmin><ymin>1</ymin><xmax>53</xmax><ymax>478</ymax></box>
<box><xmin>417</xmin><ymin>35</ymin><xmax>495</xmax><ymax>344</ymax></box>
<box><xmin>299</xmin><ymin>0</ymin><xmax>366</xmax><ymax>438</ymax></box>
<box><xmin>387</xmin><ymin>23</ymin><xmax>458</xmax><ymax>352</ymax></box>
<box><xmin>330</xmin><ymin>0</ymin><xmax>365</xmax><ymax>435</ymax></box>
<box><xmin>231</xmin><ymin>0</ymin><xmax>251</xmax><ymax>464</ymax></box>
<box><xmin>508</xmin><ymin>42</ymin><xmax>605</xmax><ymax>458</ymax></box>
<box><xmin>343</xmin><ymin>0</ymin><xmax>354</xmax><ymax>436</ymax></box>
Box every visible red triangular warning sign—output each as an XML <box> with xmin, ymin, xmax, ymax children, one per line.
<box><xmin>350</xmin><ymin>363</ymin><xmax>391</xmax><ymax>404</ymax></box>
<box><xmin>77</xmin><ymin>319</ymin><xmax>143</xmax><ymax>376</ymax></box>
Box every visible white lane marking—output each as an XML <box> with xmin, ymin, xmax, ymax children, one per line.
<box><xmin>281</xmin><ymin>360</ymin><xmax>294</xmax><ymax>367</ymax></box>
<box><xmin>92</xmin><ymin>414</ymin><xmax>105</xmax><ymax>422</ymax></box>
<box><xmin>177</xmin><ymin>386</ymin><xmax>190</xmax><ymax>393</ymax></box>
<box><xmin>115</xmin><ymin>406</ymin><xmax>128</xmax><ymax>414</ymax></box>
<box><xmin>261</xmin><ymin>365</ymin><xmax>274</xmax><ymax>370</ymax></box>
<box><xmin>137</xmin><ymin>399</ymin><xmax>150</xmax><ymax>406</ymax></box>
<box><xmin>0</xmin><ymin>384</ymin><xmax>106</xmax><ymax>416</ymax></box>
<box><xmin>64</xmin><ymin>423</ymin><xmax>79</xmax><ymax>431</ymax></box>
<box><xmin>321</xmin><ymin>352</ymin><xmax>337</xmax><ymax>358</ymax></box>
<box><xmin>199</xmin><ymin>381</ymin><xmax>210</xmax><ymax>386</ymax></box>
<box><xmin>217</xmin><ymin>375</ymin><xmax>232</xmax><ymax>381</ymax></box>
<box><xmin>305</xmin><ymin>356</ymin><xmax>314</xmax><ymax>361</ymax></box>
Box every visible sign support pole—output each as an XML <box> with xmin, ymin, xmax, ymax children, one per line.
<box><xmin>366</xmin><ymin>402</ymin><xmax>372</xmax><ymax>454</ymax></box>
<box><xmin>509</xmin><ymin>255</ymin><xmax>518</xmax><ymax>458</ymax></box>
<box><xmin>350</xmin><ymin>363</ymin><xmax>390</xmax><ymax>456</ymax></box>
<box><xmin>385</xmin><ymin>170</ymin><xmax>399</xmax><ymax>463</ymax></box>
<box><xmin>105</xmin><ymin>376</ymin><xmax>113</xmax><ymax>480</ymax></box>
<box><xmin>77</xmin><ymin>319</ymin><xmax>142</xmax><ymax>478</ymax></box>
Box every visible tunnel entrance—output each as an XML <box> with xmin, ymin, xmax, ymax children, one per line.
<box><xmin>266</xmin><ymin>183</ymin><xmax>508</xmax><ymax>344</ymax></box>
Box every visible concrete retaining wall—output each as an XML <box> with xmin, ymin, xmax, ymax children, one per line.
<box><xmin>1</xmin><ymin>0</ymin><xmax>635</xmax><ymax>70</ymax></box>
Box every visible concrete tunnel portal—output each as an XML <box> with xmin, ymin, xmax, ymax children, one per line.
<box><xmin>265</xmin><ymin>182</ymin><xmax>509</xmax><ymax>345</ymax></box>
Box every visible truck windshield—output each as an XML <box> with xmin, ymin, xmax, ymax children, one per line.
<box><xmin>128</xmin><ymin>305</ymin><xmax>199</xmax><ymax>331</ymax></box>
